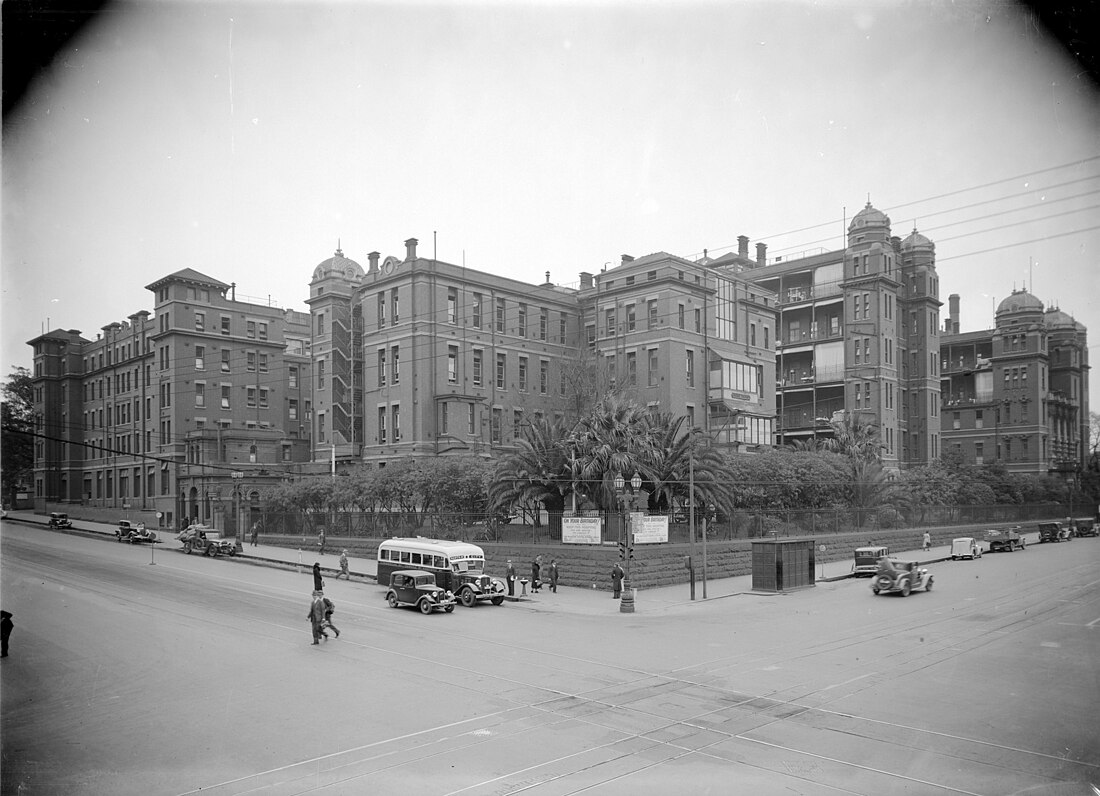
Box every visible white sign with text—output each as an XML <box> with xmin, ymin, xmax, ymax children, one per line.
<box><xmin>632</xmin><ymin>514</ymin><xmax>669</xmax><ymax>544</ymax></box>
<box><xmin>562</xmin><ymin>516</ymin><xmax>603</xmax><ymax>545</ymax></box>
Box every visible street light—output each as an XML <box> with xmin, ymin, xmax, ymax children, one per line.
<box><xmin>618</xmin><ymin>471</ymin><xmax>642</xmax><ymax>614</ymax></box>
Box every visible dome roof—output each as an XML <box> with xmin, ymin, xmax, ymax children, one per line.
<box><xmin>900</xmin><ymin>227</ymin><xmax>934</xmax><ymax>251</ymax></box>
<box><xmin>1044</xmin><ymin>307</ymin><xmax>1085</xmax><ymax>331</ymax></box>
<box><xmin>997</xmin><ymin>288</ymin><xmax>1043</xmax><ymax>315</ymax></box>
<box><xmin>312</xmin><ymin>247</ymin><xmax>364</xmax><ymax>282</ymax></box>
<box><xmin>849</xmin><ymin>201</ymin><xmax>890</xmax><ymax>231</ymax></box>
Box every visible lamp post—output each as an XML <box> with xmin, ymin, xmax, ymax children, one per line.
<box><xmin>619</xmin><ymin>471</ymin><xmax>641</xmax><ymax>614</ymax></box>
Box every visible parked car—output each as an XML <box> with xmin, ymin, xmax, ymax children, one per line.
<box><xmin>176</xmin><ymin>524</ymin><xmax>235</xmax><ymax>556</ymax></box>
<box><xmin>384</xmin><ymin>570</ymin><xmax>456</xmax><ymax>614</ymax></box>
<box><xmin>48</xmin><ymin>512</ymin><xmax>73</xmax><ymax>529</ymax></box>
<box><xmin>985</xmin><ymin>527</ymin><xmax>1026</xmax><ymax>552</ymax></box>
<box><xmin>852</xmin><ymin>545</ymin><xmax>890</xmax><ymax>576</ymax></box>
<box><xmin>950</xmin><ymin>537</ymin><xmax>982</xmax><ymax>560</ymax></box>
<box><xmin>871</xmin><ymin>558</ymin><xmax>934</xmax><ymax>597</ymax></box>
<box><xmin>454</xmin><ymin>571</ymin><xmax>507</xmax><ymax>607</ymax></box>
<box><xmin>1071</xmin><ymin>517</ymin><xmax>1097</xmax><ymax>538</ymax></box>
<box><xmin>1038</xmin><ymin>521</ymin><xmax>1071</xmax><ymax>543</ymax></box>
<box><xmin>117</xmin><ymin>522</ymin><xmax>158</xmax><ymax>544</ymax></box>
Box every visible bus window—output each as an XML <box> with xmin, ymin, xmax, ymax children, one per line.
<box><xmin>411</xmin><ymin>553</ymin><xmax>421</xmax><ymax>565</ymax></box>
<box><xmin>400</xmin><ymin>551</ymin><xmax>410</xmax><ymax>563</ymax></box>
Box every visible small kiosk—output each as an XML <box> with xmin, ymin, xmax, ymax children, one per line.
<box><xmin>751</xmin><ymin>538</ymin><xmax>816</xmax><ymax>592</ymax></box>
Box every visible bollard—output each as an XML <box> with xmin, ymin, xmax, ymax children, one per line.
<box><xmin>297</xmin><ymin>548</ymin><xmax>302</xmax><ymax>574</ymax></box>
<box><xmin>149</xmin><ymin>540</ymin><xmax>156</xmax><ymax>566</ymax></box>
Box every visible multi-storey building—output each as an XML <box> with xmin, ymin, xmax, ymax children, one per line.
<box><xmin>729</xmin><ymin>202</ymin><xmax>943</xmax><ymax>469</ymax></box>
<box><xmin>940</xmin><ymin>289</ymin><xmax>1090</xmax><ymax>475</ymax></box>
<box><xmin>28</xmin><ymin>268</ymin><xmax>313</xmax><ymax>530</ymax></box>
<box><xmin>308</xmin><ymin>240</ymin><xmax>778</xmax><ymax>465</ymax></box>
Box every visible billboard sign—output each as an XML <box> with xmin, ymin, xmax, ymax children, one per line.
<box><xmin>562</xmin><ymin>516</ymin><xmax>603</xmax><ymax>545</ymax></box>
<box><xmin>633</xmin><ymin>514</ymin><xmax>668</xmax><ymax>544</ymax></box>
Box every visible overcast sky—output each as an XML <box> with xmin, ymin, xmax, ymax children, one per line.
<box><xmin>3</xmin><ymin>0</ymin><xmax>1098</xmax><ymax>376</ymax></box>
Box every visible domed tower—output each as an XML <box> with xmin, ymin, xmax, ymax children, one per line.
<box><xmin>307</xmin><ymin>246</ymin><xmax>365</xmax><ymax>463</ymax></box>
<box><xmin>1043</xmin><ymin>305</ymin><xmax>1089</xmax><ymax>475</ymax></box>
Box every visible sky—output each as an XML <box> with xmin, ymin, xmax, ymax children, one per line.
<box><xmin>3</xmin><ymin>0</ymin><xmax>1098</xmax><ymax>378</ymax></box>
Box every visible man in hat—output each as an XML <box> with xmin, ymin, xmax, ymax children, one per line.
<box><xmin>334</xmin><ymin>549</ymin><xmax>350</xmax><ymax>580</ymax></box>
<box><xmin>307</xmin><ymin>591</ymin><xmax>327</xmax><ymax>644</ymax></box>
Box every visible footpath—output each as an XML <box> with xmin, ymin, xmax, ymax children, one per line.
<box><xmin>2</xmin><ymin>511</ymin><xmax>1035</xmax><ymax>617</ymax></box>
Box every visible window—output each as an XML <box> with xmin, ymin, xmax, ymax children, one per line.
<box><xmin>447</xmin><ymin>288</ymin><xmax>458</xmax><ymax>323</ymax></box>
<box><xmin>648</xmin><ymin>300</ymin><xmax>658</xmax><ymax>328</ymax></box>
<box><xmin>627</xmin><ymin>304</ymin><xmax>636</xmax><ymax>332</ymax></box>
<box><xmin>378</xmin><ymin>407</ymin><xmax>387</xmax><ymax>443</ymax></box>
<box><xmin>763</xmin><ymin>326</ymin><xmax>769</xmax><ymax>349</ymax></box>
<box><xmin>975</xmin><ymin>409</ymin><xmax>984</xmax><ymax>429</ymax></box>
<box><xmin>626</xmin><ymin>352</ymin><xmax>637</xmax><ymax>385</ymax></box>
<box><xmin>975</xmin><ymin>442</ymin><xmax>984</xmax><ymax>464</ymax></box>
<box><xmin>247</xmin><ymin>387</ymin><xmax>257</xmax><ymax>407</ymax></box>
<box><xmin>247</xmin><ymin>351</ymin><xmax>256</xmax><ymax>371</ymax></box>
<box><xmin>448</xmin><ymin>346</ymin><xmax>458</xmax><ymax>383</ymax></box>
<box><xmin>540</xmin><ymin>360</ymin><xmax>548</xmax><ymax>394</ymax></box>
<box><xmin>247</xmin><ymin>320</ymin><xmax>256</xmax><ymax>339</ymax></box>
<box><xmin>289</xmin><ymin>399</ymin><xmax>298</xmax><ymax>420</ymax></box>
<box><xmin>539</xmin><ymin>309</ymin><xmax>548</xmax><ymax>340</ymax></box>
<box><xmin>862</xmin><ymin>293</ymin><xmax>870</xmax><ymax>319</ymax></box>
<box><xmin>195</xmin><ymin>344</ymin><xmax>205</xmax><ymax>370</ymax></box>
<box><xmin>472</xmin><ymin>293</ymin><xmax>482</xmax><ymax>328</ymax></box>
<box><xmin>953</xmin><ymin>411</ymin><xmax>961</xmax><ymax>430</ymax></box>
<box><xmin>258</xmin><ymin>322</ymin><xmax>268</xmax><ymax>340</ymax></box>
<box><xmin>392</xmin><ymin>405</ymin><xmax>401</xmax><ymax>441</ymax></box>
<box><xmin>513</xmin><ymin>409</ymin><xmax>523</xmax><ymax>439</ymax></box>
<box><xmin>492</xmin><ymin>408</ymin><xmax>502</xmax><ymax>443</ymax></box>
<box><xmin>316</xmin><ymin>313</ymin><xmax>325</xmax><ymax>335</ymax></box>
<box><xmin>221</xmin><ymin>316</ymin><xmax>231</xmax><ymax>336</ymax></box>
<box><xmin>750</xmin><ymin>323</ymin><xmax>756</xmax><ymax>347</ymax></box>
<box><xmin>468</xmin><ymin>403</ymin><xmax>476</xmax><ymax>435</ymax></box>
<box><xmin>559</xmin><ymin>313</ymin><xmax>567</xmax><ymax>342</ymax></box>
<box><xmin>377</xmin><ymin>293</ymin><xmax>386</xmax><ymax>328</ymax></box>
<box><xmin>259</xmin><ymin>388</ymin><xmax>269</xmax><ymax>409</ymax></box>
<box><xmin>518</xmin><ymin>303</ymin><xmax>527</xmax><ymax>337</ymax></box>
<box><xmin>221</xmin><ymin>384</ymin><xmax>231</xmax><ymax>409</ymax></box>
<box><xmin>678</xmin><ymin>305</ymin><xmax>685</xmax><ymax>329</ymax></box>
<box><xmin>318</xmin><ymin>359</ymin><xmax>325</xmax><ymax>389</ymax></box>
<box><xmin>854</xmin><ymin>338</ymin><xmax>862</xmax><ymax>364</ymax></box>
<box><xmin>694</xmin><ymin>308</ymin><xmax>701</xmax><ymax>333</ymax></box>
<box><xmin>495</xmin><ymin>298</ymin><xmax>505</xmax><ymax>333</ymax></box>
<box><xmin>473</xmin><ymin>350</ymin><xmax>483</xmax><ymax>386</ymax></box>
<box><xmin>518</xmin><ymin>356</ymin><xmax>528</xmax><ymax>391</ymax></box>
<box><xmin>648</xmin><ymin>350</ymin><xmax>658</xmax><ymax>387</ymax></box>
<box><xmin>258</xmin><ymin>353</ymin><xmax>268</xmax><ymax>373</ymax></box>
<box><xmin>195</xmin><ymin>382</ymin><xmax>205</xmax><ymax>408</ymax></box>
<box><xmin>606</xmin><ymin>308</ymin><xmax>616</xmax><ymax>336</ymax></box>
<box><xmin>195</xmin><ymin>311</ymin><xmax>205</xmax><ymax>332</ymax></box>
<box><xmin>391</xmin><ymin>289</ymin><xmax>399</xmax><ymax>324</ymax></box>
<box><xmin>441</xmin><ymin>403</ymin><xmax>449</xmax><ymax>434</ymax></box>
<box><xmin>686</xmin><ymin>350</ymin><xmax>695</xmax><ymax>387</ymax></box>
<box><xmin>496</xmin><ymin>353</ymin><xmax>506</xmax><ymax>389</ymax></box>
<box><xmin>288</xmin><ymin>366</ymin><xmax>298</xmax><ymax>389</ymax></box>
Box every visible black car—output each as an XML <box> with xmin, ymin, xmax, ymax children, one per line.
<box><xmin>48</xmin><ymin>512</ymin><xmax>73</xmax><ymax>529</ymax></box>
<box><xmin>384</xmin><ymin>570</ymin><xmax>456</xmax><ymax>614</ymax></box>
<box><xmin>1038</xmin><ymin>522</ymin><xmax>1071</xmax><ymax>543</ymax></box>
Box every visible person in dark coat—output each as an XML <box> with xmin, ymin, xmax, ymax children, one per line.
<box><xmin>312</xmin><ymin>562</ymin><xmax>324</xmax><ymax>592</ymax></box>
<box><xmin>250</xmin><ymin>522</ymin><xmax>260</xmax><ymax>547</ymax></box>
<box><xmin>531</xmin><ymin>556</ymin><xmax>542</xmax><ymax>593</ymax></box>
<box><xmin>321</xmin><ymin>596</ymin><xmax>340</xmax><ymax>638</ymax></box>
<box><xmin>611</xmin><ymin>562</ymin><xmax>624</xmax><ymax>599</ymax></box>
<box><xmin>308</xmin><ymin>591</ymin><xmax>327</xmax><ymax>644</ymax></box>
<box><xmin>505</xmin><ymin>559</ymin><xmax>516</xmax><ymax>596</ymax></box>
<box><xmin>1</xmin><ymin>610</ymin><xmax>12</xmax><ymax>657</ymax></box>
<box><xmin>549</xmin><ymin>559</ymin><xmax>559</xmax><ymax>593</ymax></box>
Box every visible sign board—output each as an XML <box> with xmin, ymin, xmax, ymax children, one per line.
<box><xmin>632</xmin><ymin>514</ymin><xmax>668</xmax><ymax>544</ymax></box>
<box><xmin>562</xmin><ymin>516</ymin><xmax>602</xmax><ymax>545</ymax></box>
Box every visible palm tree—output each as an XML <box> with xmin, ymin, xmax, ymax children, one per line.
<box><xmin>645</xmin><ymin>412</ymin><xmax>736</xmax><ymax>516</ymax></box>
<box><xmin>822</xmin><ymin>411</ymin><xmax>892</xmax><ymax>527</ymax></box>
<box><xmin>488</xmin><ymin>415</ymin><xmax>571</xmax><ymax>534</ymax></box>
<box><xmin>569</xmin><ymin>395</ymin><xmax>659</xmax><ymax>511</ymax></box>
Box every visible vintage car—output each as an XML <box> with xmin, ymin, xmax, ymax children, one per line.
<box><xmin>950</xmin><ymin>537</ymin><xmax>982</xmax><ymax>560</ymax></box>
<box><xmin>176</xmin><ymin>524</ymin><xmax>235</xmax><ymax>556</ymax></box>
<box><xmin>1072</xmin><ymin>517</ymin><xmax>1098</xmax><ymax>537</ymax></box>
<box><xmin>117</xmin><ymin>522</ymin><xmax>158</xmax><ymax>544</ymax></box>
<box><xmin>454</xmin><ymin>571</ymin><xmax>507</xmax><ymax>607</ymax></box>
<box><xmin>1038</xmin><ymin>521</ymin><xmax>1071</xmax><ymax>543</ymax></box>
<box><xmin>48</xmin><ymin>512</ymin><xmax>73</xmax><ymax>529</ymax></box>
<box><xmin>852</xmin><ymin>545</ymin><xmax>891</xmax><ymax>577</ymax></box>
<box><xmin>871</xmin><ymin>558</ymin><xmax>934</xmax><ymax>596</ymax></box>
<box><xmin>985</xmin><ymin>527</ymin><xmax>1026</xmax><ymax>552</ymax></box>
<box><xmin>384</xmin><ymin>570</ymin><xmax>456</xmax><ymax>614</ymax></box>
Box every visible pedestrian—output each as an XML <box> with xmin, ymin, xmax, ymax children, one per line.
<box><xmin>611</xmin><ymin>562</ymin><xmax>624</xmax><ymax>599</ymax></box>
<box><xmin>549</xmin><ymin>559</ymin><xmax>559</xmax><ymax>593</ymax></box>
<box><xmin>1</xmin><ymin>610</ymin><xmax>12</xmax><ymax>658</ymax></box>
<box><xmin>334</xmin><ymin>549</ymin><xmax>350</xmax><ymax>580</ymax></box>
<box><xmin>506</xmin><ymin>559</ymin><xmax>516</xmax><ymax>597</ymax></box>
<box><xmin>321</xmin><ymin>596</ymin><xmax>340</xmax><ymax>638</ymax></box>
<box><xmin>318</xmin><ymin>527</ymin><xmax>327</xmax><ymax>555</ymax></box>
<box><xmin>531</xmin><ymin>555</ymin><xmax>542</xmax><ymax>593</ymax></box>
<box><xmin>313</xmin><ymin>562</ymin><xmax>324</xmax><ymax>593</ymax></box>
<box><xmin>250</xmin><ymin>522</ymin><xmax>259</xmax><ymax>547</ymax></box>
<box><xmin>922</xmin><ymin>531</ymin><xmax>931</xmax><ymax>552</ymax></box>
<box><xmin>308</xmin><ymin>591</ymin><xmax>327</xmax><ymax>644</ymax></box>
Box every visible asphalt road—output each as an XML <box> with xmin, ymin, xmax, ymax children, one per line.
<box><xmin>2</xmin><ymin>521</ymin><xmax>1098</xmax><ymax>795</ymax></box>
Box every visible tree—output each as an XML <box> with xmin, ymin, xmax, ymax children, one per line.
<box><xmin>568</xmin><ymin>395</ymin><xmax>660</xmax><ymax>512</ymax></box>
<box><xmin>489</xmin><ymin>415</ymin><xmax>571</xmax><ymax>533</ymax></box>
<box><xmin>1</xmin><ymin>367</ymin><xmax>34</xmax><ymax>506</ymax></box>
<box><xmin>644</xmin><ymin>412</ymin><xmax>735</xmax><ymax>516</ymax></box>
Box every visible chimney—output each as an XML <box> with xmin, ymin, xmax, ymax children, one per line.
<box><xmin>738</xmin><ymin>236</ymin><xmax>749</xmax><ymax>258</ymax></box>
<box><xmin>544</xmin><ymin>271</ymin><xmax>552</xmax><ymax>286</ymax></box>
<box><xmin>367</xmin><ymin>251</ymin><xmax>380</xmax><ymax>274</ymax></box>
<box><xmin>756</xmin><ymin>242</ymin><xmax>767</xmax><ymax>268</ymax></box>
<box><xmin>621</xmin><ymin>254</ymin><xmax>634</xmax><ymax>264</ymax></box>
<box><xmin>580</xmin><ymin>272</ymin><xmax>593</xmax><ymax>290</ymax></box>
<box><xmin>404</xmin><ymin>238</ymin><xmax>418</xmax><ymax>261</ymax></box>
<box><xmin>949</xmin><ymin>293</ymin><xmax>960</xmax><ymax>334</ymax></box>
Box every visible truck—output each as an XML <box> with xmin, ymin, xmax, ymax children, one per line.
<box><xmin>984</xmin><ymin>527</ymin><xmax>1026</xmax><ymax>552</ymax></box>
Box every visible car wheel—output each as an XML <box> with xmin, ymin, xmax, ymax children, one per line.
<box><xmin>872</xmin><ymin>586</ymin><xmax>880</xmax><ymax>595</ymax></box>
<box><xmin>387</xmin><ymin>593</ymin><xmax>398</xmax><ymax>608</ymax></box>
<box><xmin>460</xmin><ymin>589</ymin><xmax>476</xmax><ymax>608</ymax></box>
<box><xmin>445</xmin><ymin>605</ymin><xmax>455</xmax><ymax>613</ymax></box>
<box><xmin>419</xmin><ymin>599</ymin><xmax>433</xmax><ymax>615</ymax></box>
<box><xmin>901</xmin><ymin>581</ymin><xmax>911</xmax><ymax>597</ymax></box>
<box><xmin>491</xmin><ymin>596</ymin><xmax>505</xmax><ymax>606</ymax></box>
<box><xmin>184</xmin><ymin>543</ymin><xmax>192</xmax><ymax>555</ymax></box>
<box><xmin>206</xmin><ymin>546</ymin><xmax>217</xmax><ymax>557</ymax></box>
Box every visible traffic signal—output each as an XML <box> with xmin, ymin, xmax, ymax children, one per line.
<box><xmin>617</xmin><ymin>540</ymin><xmax>627</xmax><ymax>559</ymax></box>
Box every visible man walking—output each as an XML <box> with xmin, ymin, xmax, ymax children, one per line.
<box><xmin>549</xmin><ymin>559</ymin><xmax>559</xmax><ymax>593</ymax></box>
<box><xmin>334</xmin><ymin>549</ymin><xmax>350</xmax><ymax>580</ymax></box>
<box><xmin>308</xmin><ymin>591</ymin><xmax>327</xmax><ymax>645</ymax></box>
<box><xmin>506</xmin><ymin>559</ymin><xmax>516</xmax><ymax>597</ymax></box>
<box><xmin>250</xmin><ymin>522</ymin><xmax>260</xmax><ymax>547</ymax></box>
<box><xmin>318</xmin><ymin>527</ymin><xmax>327</xmax><ymax>555</ymax></box>
<box><xmin>321</xmin><ymin>596</ymin><xmax>340</xmax><ymax>638</ymax></box>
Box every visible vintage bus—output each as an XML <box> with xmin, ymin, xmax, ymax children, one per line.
<box><xmin>375</xmin><ymin>537</ymin><xmax>506</xmax><ymax>606</ymax></box>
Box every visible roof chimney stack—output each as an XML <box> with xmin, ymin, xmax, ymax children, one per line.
<box><xmin>756</xmin><ymin>242</ymin><xmax>767</xmax><ymax>268</ymax></box>
<box><xmin>621</xmin><ymin>254</ymin><xmax>634</xmax><ymax>264</ymax></box>
<box><xmin>580</xmin><ymin>272</ymin><xmax>593</xmax><ymax>290</ymax></box>
<box><xmin>368</xmin><ymin>252</ymin><xmax>380</xmax><ymax>274</ymax></box>
<box><xmin>404</xmin><ymin>238</ymin><xmax>418</xmax><ymax>261</ymax></box>
<box><xmin>738</xmin><ymin>236</ymin><xmax>749</xmax><ymax>258</ymax></box>
<box><xmin>949</xmin><ymin>293</ymin><xmax>960</xmax><ymax>334</ymax></box>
